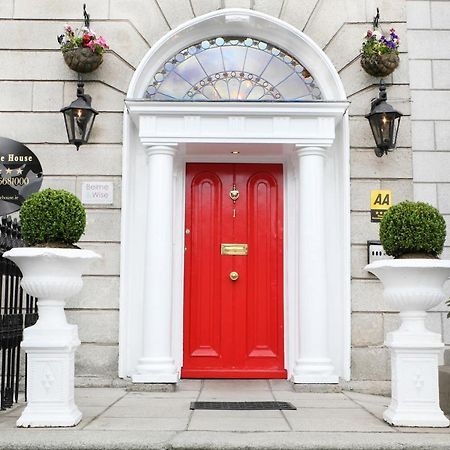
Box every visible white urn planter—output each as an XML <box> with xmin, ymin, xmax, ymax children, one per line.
<box><xmin>3</xmin><ymin>247</ymin><xmax>101</xmax><ymax>428</ymax></box>
<box><xmin>365</xmin><ymin>259</ymin><xmax>450</xmax><ymax>427</ymax></box>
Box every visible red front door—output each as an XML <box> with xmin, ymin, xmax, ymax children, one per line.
<box><xmin>182</xmin><ymin>163</ymin><xmax>286</xmax><ymax>378</ymax></box>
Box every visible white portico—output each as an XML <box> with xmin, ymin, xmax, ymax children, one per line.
<box><xmin>120</xmin><ymin>9</ymin><xmax>351</xmax><ymax>384</ymax></box>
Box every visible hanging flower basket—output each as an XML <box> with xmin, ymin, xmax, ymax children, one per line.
<box><xmin>63</xmin><ymin>47</ymin><xmax>103</xmax><ymax>73</ymax></box>
<box><xmin>361</xmin><ymin>52</ymin><xmax>399</xmax><ymax>78</ymax></box>
<box><xmin>360</xmin><ymin>28</ymin><xmax>400</xmax><ymax>78</ymax></box>
<box><xmin>58</xmin><ymin>23</ymin><xmax>109</xmax><ymax>74</ymax></box>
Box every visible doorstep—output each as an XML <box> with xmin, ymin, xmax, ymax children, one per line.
<box><xmin>0</xmin><ymin>381</ymin><xmax>448</xmax><ymax>450</ymax></box>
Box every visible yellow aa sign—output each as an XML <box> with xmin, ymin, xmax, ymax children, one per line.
<box><xmin>370</xmin><ymin>190</ymin><xmax>392</xmax><ymax>222</ymax></box>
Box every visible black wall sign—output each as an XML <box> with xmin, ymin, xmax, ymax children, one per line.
<box><xmin>0</xmin><ymin>137</ymin><xmax>43</xmax><ymax>216</ymax></box>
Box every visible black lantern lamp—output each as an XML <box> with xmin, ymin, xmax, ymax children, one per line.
<box><xmin>365</xmin><ymin>82</ymin><xmax>403</xmax><ymax>157</ymax></box>
<box><xmin>60</xmin><ymin>80</ymin><xmax>98</xmax><ymax>150</ymax></box>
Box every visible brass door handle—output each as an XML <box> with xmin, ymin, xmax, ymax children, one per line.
<box><xmin>229</xmin><ymin>271</ymin><xmax>239</xmax><ymax>281</ymax></box>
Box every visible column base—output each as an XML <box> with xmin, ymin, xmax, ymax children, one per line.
<box><xmin>383</xmin><ymin>406</ymin><xmax>449</xmax><ymax>428</ymax></box>
<box><xmin>17</xmin><ymin>405</ymin><xmax>82</xmax><ymax>428</ymax></box>
<box><xmin>292</xmin><ymin>358</ymin><xmax>338</xmax><ymax>384</ymax></box>
<box><xmin>132</xmin><ymin>357</ymin><xmax>178</xmax><ymax>383</ymax></box>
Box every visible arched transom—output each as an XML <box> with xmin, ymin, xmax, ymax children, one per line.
<box><xmin>145</xmin><ymin>37</ymin><xmax>322</xmax><ymax>101</ymax></box>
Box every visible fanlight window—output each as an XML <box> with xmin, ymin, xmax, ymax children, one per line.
<box><xmin>145</xmin><ymin>37</ymin><xmax>322</xmax><ymax>101</ymax></box>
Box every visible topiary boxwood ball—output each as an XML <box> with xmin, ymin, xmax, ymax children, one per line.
<box><xmin>379</xmin><ymin>201</ymin><xmax>446</xmax><ymax>258</ymax></box>
<box><xmin>20</xmin><ymin>189</ymin><xmax>86</xmax><ymax>247</ymax></box>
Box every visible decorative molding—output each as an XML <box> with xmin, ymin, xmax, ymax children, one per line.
<box><xmin>128</xmin><ymin>101</ymin><xmax>346</xmax><ymax>146</ymax></box>
<box><xmin>295</xmin><ymin>145</ymin><xmax>327</xmax><ymax>158</ymax></box>
<box><xmin>143</xmin><ymin>143</ymin><xmax>178</xmax><ymax>158</ymax></box>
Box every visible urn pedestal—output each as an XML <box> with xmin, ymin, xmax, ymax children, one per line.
<box><xmin>365</xmin><ymin>259</ymin><xmax>450</xmax><ymax>427</ymax></box>
<box><xmin>4</xmin><ymin>248</ymin><xmax>101</xmax><ymax>427</ymax></box>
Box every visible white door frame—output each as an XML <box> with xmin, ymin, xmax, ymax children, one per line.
<box><xmin>120</xmin><ymin>9</ymin><xmax>351</xmax><ymax>383</ymax></box>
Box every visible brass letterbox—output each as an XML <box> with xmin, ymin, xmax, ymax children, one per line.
<box><xmin>220</xmin><ymin>243</ymin><xmax>248</xmax><ymax>256</ymax></box>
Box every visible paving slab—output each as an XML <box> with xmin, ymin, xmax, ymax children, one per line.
<box><xmin>269</xmin><ymin>379</ymin><xmax>295</xmax><ymax>391</ymax></box>
<box><xmin>202</xmin><ymin>380</ymin><xmax>270</xmax><ymax>391</ymax></box>
<box><xmin>75</xmin><ymin>388</ymin><xmax>127</xmax><ymax>406</ymax></box>
<box><xmin>191</xmin><ymin>410</ymin><xmax>285</xmax><ymax>419</ymax></box>
<box><xmin>284</xmin><ymin>407</ymin><xmax>395</xmax><ymax>432</ymax></box>
<box><xmin>197</xmin><ymin>391</ymin><xmax>274</xmax><ymax>400</ymax></box>
<box><xmin>343</xmin><ymin>392</ymin><xmax>390</xmax><ymax>420</ymax></box>
<box><xmin>84</xmin><ymin>416</ymin><xmax>190</xmax><ymax>431</ymax></box>
<box><xmin>100</xmin><ymin>405</ymin><xmax>190</xmax><ymax>418</ymax></box>
<box><xmin>188</xmin><ymin>415</ymin><xmax>291</xmax><ymax>432</ymax></box>
<box><xmin>273</xmin><ymin>391</ymin><xmax>359</xmax><ymax>408</ymax></box>
<box><xmin>123</xmin><ymin>390</ymin><xmax>200</xmax><ymax>399</ymax></box>
<box><xmin>0</xmin><ymin>417</ymin><xmax>18</xmax><ymax>429</ymax></box>
<box><xmin>102</xmin><ymin>400</ymin><xmax>193</xmax><ymax>418</ymax></box>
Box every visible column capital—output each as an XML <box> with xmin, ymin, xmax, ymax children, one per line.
<box><xmin>295</xmin><ymin>145</ymin><xmax>327</xmax><ymax>158</ymax></box>
<box><xmin>143</xmin><ymin>143</ymin><xmax>178</xmax><ymax>157</ymax></box>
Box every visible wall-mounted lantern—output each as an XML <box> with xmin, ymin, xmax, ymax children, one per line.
<box><xmin>60</xmin><ymin>80</ymin><xmax>98</xmax><ymax>151</ymax></box>
<box><xmin>365</xmin><ymin>82</ymin><xmax>403</xmax><ymax>157</ymax></box>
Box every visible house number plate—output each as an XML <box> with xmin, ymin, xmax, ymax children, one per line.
<box><xmin>221</xmin><ymin>244</ymin><xmax>248</xmax><ymax>256</ymax></box>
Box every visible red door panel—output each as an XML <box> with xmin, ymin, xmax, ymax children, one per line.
<box><xmin>184</xmin><ymin>170</ymin><xmax>224</xmax><ymax>365</ymax></box>
<box><xmin>245</xmin><ymin>171</ymin><xmax>282</xmax><ymax>363</ymax></box>
<box><xmin>182</xmin><ymin>163</ymin><xmax>285</xmax><ymax>379</ymax></box>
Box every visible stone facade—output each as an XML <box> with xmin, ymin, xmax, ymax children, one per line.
<box><xmin>0</xmin><ymin>0</ymin><xmax>448</xmax><ymax>387</ymax></box>
<box><xmin>407</xmin><ymin>0</ymin><xmax>450</xmax><ymax>367</ymax></box>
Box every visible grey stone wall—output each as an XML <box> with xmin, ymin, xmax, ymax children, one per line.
<box><xmin>0</xmin><ymin>0</ymin><xmax>415</xmax><ymax>385</ymax></box>
<box><xmin>0</xmin><ymin>0</ymin><xmax>129</xmax><ymax>384</ymax></box>
<box><xmin>407</xmin><ymin>0</ymin><xmax>450</xmax><ymax>365</ymax></box>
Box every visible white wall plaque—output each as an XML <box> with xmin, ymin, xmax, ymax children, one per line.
<box><xmin>81</xmin><ymin>181</ymin><xmax>113</xmax><ymax>205</ymax></box>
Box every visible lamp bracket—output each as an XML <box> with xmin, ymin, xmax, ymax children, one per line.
<box><xmin>373</xmin><ymin>8</ymin><xmax>380</xmax><ymax>29</ymax></box>
<box><xmin>83</xmin><ymin>4</ymin><xmax>90</xmax><ymax>29</ymax></box>
<box><xmin>370</xmin><ymin>81</ymin><xmax>387</xmax><ymax>111</ymax></box>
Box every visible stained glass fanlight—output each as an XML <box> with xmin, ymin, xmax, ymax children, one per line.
<box><xmin>145</xmin><ymin>37</ymin><xmax>322</xmax><ymax>101</ymax></box>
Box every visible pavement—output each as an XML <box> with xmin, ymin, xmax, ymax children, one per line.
<box><xmin>0</xmin><ymin>380</ymin><xmax>449</xmax><ymax>450</ymax></box>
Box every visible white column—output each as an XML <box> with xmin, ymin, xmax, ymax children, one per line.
<box><xmin>132</xmin><ymin>144</ymin><xmax>178</xmax><ymax>383</ymax></box>
<box><xmin>292</xmin><ymin>145</ymin><xmax>338</xmax><ymax>383</ymax></box>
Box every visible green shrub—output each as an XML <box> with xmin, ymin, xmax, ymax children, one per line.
<box><xmin>20</xmin><ymin>189</ymin><xmax>86</xmax><ymax>246</ymax></box>
<box><xmin>379</xmin><ymin>201</ymin><xmax>446</xmax><ymax>258</ymax></box>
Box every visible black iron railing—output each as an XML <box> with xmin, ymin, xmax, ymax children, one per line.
<box><xmin>0</xmin><ymin>217</ymin><xmax>38</xmax><ymax>410</ymax></box>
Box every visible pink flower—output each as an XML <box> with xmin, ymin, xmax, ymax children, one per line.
<box><xmin>96</xmin><ymin>36</ymin><xmax>109</xmax><ymax>49</ymax></box>
<box><xmin>64</xmin><ymin>23</ymin><xmax>72</xmax><ymax>33</ymax></box>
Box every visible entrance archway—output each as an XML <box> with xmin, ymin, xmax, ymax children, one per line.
<box><xmin>120</xmin><ymin>9</ymin><xmax>350</xmax><ymax>384</ymax></box>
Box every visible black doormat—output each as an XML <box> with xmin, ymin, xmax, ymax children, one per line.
<box><xmin>190</xmin><ymin>401</ymin><xmax>296</xmax><ymax>410</ymax></box>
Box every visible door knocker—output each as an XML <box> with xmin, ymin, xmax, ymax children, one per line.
<box><xmin>229</xmin><ymin>184</ymin><xmax>239</xmax><ymax>217</ymax></box>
